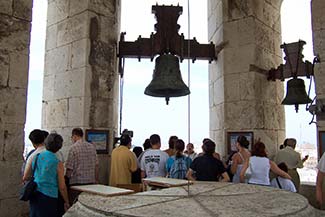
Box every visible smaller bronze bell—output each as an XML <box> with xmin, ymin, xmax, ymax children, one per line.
<box><xmin>144</xmin><ymin>54</ymin><xmax>190</xmax><ymax>104</ymax></box>
<box><xmin>282</xmin><ymin>78</ymin><xmax>312</xmax><ymax>112</ymax></box>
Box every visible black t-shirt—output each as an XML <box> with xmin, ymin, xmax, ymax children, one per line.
<box><xmin>190</xmin><ymin>154</ymin><xmax>226</xmax><ymax>181</ymax></box>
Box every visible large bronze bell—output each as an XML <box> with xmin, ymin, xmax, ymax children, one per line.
<box><xmin>282</xmin><ymin>78</ymin><xmax>312</xmax><ymax>112</ymax></box>
<box><xmin>144</xmin><ymin>54</ymin><xmax>190</xmax><ymax>104</ymax></box>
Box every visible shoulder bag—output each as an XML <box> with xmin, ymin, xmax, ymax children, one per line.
<box><xmin>19</xmin><ymin>153</ymin><xmax>40</xmax><ymax>201</ymax></box>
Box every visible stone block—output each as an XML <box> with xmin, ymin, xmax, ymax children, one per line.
<box><xmin>0</xmin><ymin>15</ymin><xmax>31</xmax><ymax>54</ymax></box>
<box><xmin>0</xmin><ymin>88</ymin><xmax>27</xmax><ymax>124</ymax></box>
<box><xmin>208</xmin><ymin>1</ymin><xmax>223</xmax><ymax>40</ymax></box>
<box><xmin>88</xmin><ymin>0</ymin><xmax>118</xmax><ymax>17</ymax></box>
<box><xmin>13</xmin><ymin>0</ymin><xmax>33</xmax><ymax>21</ymax></box>
<box><xmin>42</xmin><ymin>74</ymin><xmax>55</xmax><ymax>101</ymax></box>
<box><xmin>224</xmin><ymin>44</ymin><xmax>255</xmax><ymax>74</ymax></box>
<box><xmin>209</xmin><ymin>50</ymin><xmax>224</xmax><ymax>85</ymax></box>
<box><xmin>0</xmin><ymin>160</ymin><xmax>23</xmax><ymax>198</ymax></box>
<box><xmin>238</xmin><ymin>17</ymin><xmax>255</xmax><ymax>46</ymax></box>
<box><xmin>0</xmin><ymin>196</ymin><xmax>29</xmax><ymax>217</ymax></box>
<box><xmin>312</xmin><ymin>29</ymin><xmax>325</xmax><ymax>56</ymax></box>
<box><xmin>224</xmin><ymin>73</ymin><xmax>240</xmax><ymax>102</ymax></box>
<box><xmin>225</xmin><ymin>0</ymin><xmax>253</xmax><ymax>22</ymax></box>
<box><xmin>0</xmin><ymin>0</ymin><xmax>13</xmax><ymax>16</ymax></box>
<box><xmin>209</xmin><ymin>104</ymin><xmax>224</xmax><ymax>131</ymax></box>
<box><xmin>224</xmin><ymin>100</ymin><xmax>264</xmax><ymax>130</ymax></box>
<box><xmin>68</xmin><ymin>97</ymin><xmax>87</xmax><ymax>127</ymax></box>
<box><xmin>253</xmin><ymin>129</ymin><xmax>279</xmax><ymax>157</ymax></box>
<box><xmin>311</xmin><ymin>0</ymin><xmax>325</xmax><ymax>31</ymax></box>
<box><xmin>254</xmin><ymin>21</ymin><xmax>275</xmax><ymax>53</ymax></box>
<box><xmin>223</xmin><ymin>20</ymin><xmax>238</xmax><ymax>48</ymax></box>
<box><xmin>254</xmin><ymin>46</ymin><xmax>280</xmax><ymax>73</ymax></box>
<box><xmin>47</xmin><ymin>0</ymin><xmax>69</xmax><ymax>26</ymax></box>
<box><xmin>96</xmin><ymin>13</ymin><xmax>119</xmax><ymax>43</ymax></box>
<box><xmin>238</xmin><ymin>71</ymin><xmax>261</xmax><ymax>101</ymax></box>
<box><xmin>69</xmin><ymin>0</ymin><xmax>88</xmax><ymax>17</ymax></box>
<box><xmin>45</xmin><ymin>24</ymin><xmax>58</xmax><ymax>51</ymax></box>
<box><xmin>44</xmin><ymin>45</ymin><xmax>71</xmax><ymax>76</ymax></box>
<box><xmin>0</xmin><ymin>49</ymin><xmax>9</xmax><ymax>86</ymax></box>
<box><xmin>56</xmin><ymin>12</ymin><xmax>89</xmax><ymax>47</ymax></box>
<box><xmin>44</xmin><ymin>99</ymin><xmax>68</xmax><ymax>128</ymax></box>
<box><xmin>0</xmin><ymin>123</ymin><xmax>24</xmax><ymax>161</ymax></box>
<box><xmin>212</xmin><ymin>77</ymin><xmax>224</xmax><ymax>105</ymax></box>
<box><xmin>208</xmin><ymin>0</ymin><xmax>221</xmax><ymax>19</ymax></box>
<box><xmin>88</xmin><ymin>99</ymin><xmax>115</xmax><ymax>128</ymax></box>
<box><xmin>9</xmin><ymin>52</ymin><xmax>28</xmax><ymax>88</ymax></box>
<box><xmin>71</xmin><ymin>39</ymin><xmax>90</xmax><ymax>69</ymax></box>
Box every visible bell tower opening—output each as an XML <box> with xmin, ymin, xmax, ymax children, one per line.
<box><xmin>120</xmin><ymin>0</ymin><xmax>209</xmax><ymax>150</ymax></box>
<box><xmin>281</xmin><ymin>0</ymin><xmax>317</xmax><ymax>183</ymax></box>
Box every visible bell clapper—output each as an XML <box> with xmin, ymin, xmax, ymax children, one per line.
<box><xmin>165</xmin><ymin>97</ymin><xmax>170</xmax><ymax>105</ymax></box>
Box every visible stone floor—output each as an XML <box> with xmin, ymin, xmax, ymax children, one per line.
<box><xmin>64</xmin><ymin>182</ymin><xmax>325</xmax><ymax>217</ymax></box>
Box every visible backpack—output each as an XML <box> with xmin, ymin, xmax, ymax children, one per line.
<box><xmin>169</xmin><ymin>156</ymin><xmax>190</xmax><ymax>179</ymax></box>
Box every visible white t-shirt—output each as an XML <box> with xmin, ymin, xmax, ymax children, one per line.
<box><xmin>140</xmin><ymin>149</ymin><xmax>169</xmax><ymax>178</ymax></box>
<box><xmin>248</xmin><ymin>156</ymin><xmax>270</xmax><ymax>185</ymax></box>
<box><xmin>271</xmin><ymin>177</ymin><xmax>297</xmax><ymax>192</ymax></box>
<box><xmin>317</xmin><ymin>152</ymin><xmax>325</xmax><ymax>173</ymax></box>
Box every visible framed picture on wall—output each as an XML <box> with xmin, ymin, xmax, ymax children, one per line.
<box><xmin>85</xmin><ymin>129</ymin><xmax>109</xmax><ymax>154</ymax></box>
<box><xmin>227</xmin><ymin>131</ymin><xmax>254</xmax><ymax>155</ymax></box>
<box><xmin>318</xmin><ymin>131</ymin><xmax>325</xmax><ymax>159</ymax></box>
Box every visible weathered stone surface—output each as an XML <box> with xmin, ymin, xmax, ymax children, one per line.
<box><xmin>9</xmin><ymin>52</ymin><xmax>29</xmax><ymax>88</ymax></box>
<box><xmin>0</xmin><ymin>88</ymin><xmax>27</xmax><ymax>124</ymax></box>
<box><xmin>0</xmin><ymin>0</ymin><xmax>13</xmax><ymax>16</ymax></box>
<box><xmin>56</xmin><ymin>12</ymin><xmax>89</xmax><ymax>47</ymax></box>
<box><xmin>0</xmin><ymin>160</ymin><xmax>23</xmax><ymax>197</ymax></box>
<box><xmin>88</xmin><ymin>0</ymin><xmax>119</xmax><ymax>17</ymax></box>
<box><xmin>0</xmin><ymin>49</ymin><xmax>9</xmax><ymax>86</ymax></box>
<box><xmin>71</xmin><ymin>39</ymin><xmax>90</xmax><ymax>69</ymax></box>
<box><xmin>44</xmin><ymin>45</ymin><xmax>71</xmax><ymax>76</ymax></box>
<box><xmin>69</xmin><ymin>0</ymin><xmax>88</xmax><ymax>17</ymax></box>
<box><xmin>47</xmin><ymin>0</ymin><xmax>69</xmax><ymax>26</ymax></box>
<box><xmin>42</xmin><ymin>74</ymin><xmax>55</xmax><ymax>101</ymax></box>
<box><xmin>0</xmin><ymin>197</ymin><xmax>29</xmax><ymax>217</ymax></box>
<box><xmin>13</xmin><ymin>0</ymin><xmax>33</xmax><ymax>21</ymax></box>
<box><xmin>0</xmin><ymin>15</ymin><xmax>31</xmax><ymax>53</ymax></box>
<box><xmin>311</xmin><ymin>0</ymin><xmax>325</xmax><ymax>31</ymax></box>
<box><xmin>64</xmin><ymin>182</ymin><xmax>322</xmax><ymax>217</ymax></box>
<box><xmin>43</xmin><ymin>99</ymin><xmax>68</xmax><ymax>128</ymax></box>
<box><xmin>45</xmin><ymin>24</ymin><xmax>58</xmax><ymax>51</ymax></box>
<box><xmin>0</xmin><ymin>123</ymin><xmax>24</xmax><ymax>162</ymax></box>
<box><xmin>212</xmin><ymin>76</ymin><xmax>225</xmax><ymax>105</ymax></box>
<box><xmin>68</xmin><ymin>97</ymin><xmax>88</xmax><ymax>127</ymax></box>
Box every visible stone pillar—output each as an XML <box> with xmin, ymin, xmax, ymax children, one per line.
<box><xmin>208</xmin><ymin>0</ymin><xmax>285</xmax><ymax>159</ymax></box>
<box><xmin>312</xmin><ymin>0</ymin><xmax>325</xmax><ymax>154</ymax></box>
<box><xmin>42</xmin><ymin>0</ymin><xmax>120</xmax><ymax>184</ymax></box>
<box><xmin>0</xmin><ymin>1</ymin><xmax>33</xmax><ymax>216</ymax></box>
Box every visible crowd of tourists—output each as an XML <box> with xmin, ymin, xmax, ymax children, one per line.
<box><xmin>21</xmin><ymin>129</ymin><xmax>325</xmax><ymax>216</ymax></box>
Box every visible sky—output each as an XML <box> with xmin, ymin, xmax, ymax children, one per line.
<box><xmin>24</xmin><ymin>0</ymin><xmax>316</xmax><ymax>152</ymax></box>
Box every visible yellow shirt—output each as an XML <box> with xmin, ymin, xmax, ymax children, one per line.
<box><xmin>109</xmin><ymin>145</ymin><xmax>138</xmax><ymax>186</ymax></box>
<box><xmin>274</xmin><ymin>146</ymin><xmax>303</xmax><ymax>169</ymax></box>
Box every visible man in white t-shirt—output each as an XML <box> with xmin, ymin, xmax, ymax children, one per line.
<box><xmin>316</xmin><ymin>152</ymin><xmax>325</xmax><ymax>206</ymax></box>
<box><xmin>140</xmin><ymin>134</ymin><xmax>169</xmax><ymax>178</ymax></box>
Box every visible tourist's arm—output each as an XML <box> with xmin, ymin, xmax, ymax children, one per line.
<box><xmin>22</xmin><ymin>157</ymin><xmax>33</xmax><ymax>181</ymax></box>
<box><xmin>220</xmin><ymin>172</ymin><xmax>230</xmax><ymax>182</ymax></box>
<box><xmin>57</xmin><ymin>162</ymin><xmax>70</xmax><ymax>210</ymax></box>
<box><xmin>270</xmin><ymin>160</ymin><xmax>291</xmax><ymax>179</ymax></box>
<box><xmin>230</xmin><ymin>154</ymin><xmax>238</xmax><ymax>175</ymax></box>
<box><xmin>239</xmin><ymin>159</ymin><xmax>249</xmax><ymax>183</ymax></box>
<box><xmin>130</xmin><ymin>153</ymin><xmax>138</xmax><ymax>173</ymax></box>
<box><xmin>316</xmin><ymin>170</ymin><xmax>325</xmax><ymax>205</ymax></box>
<box><xmin>186</xmin><ymin>168</ymin><xmax>196</xmax><ymax>181</ymax></box>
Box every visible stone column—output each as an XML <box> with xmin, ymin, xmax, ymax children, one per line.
<box><xmin>208</xmin><ymin>0</ymin><xmax>285</xmax><ymax>158</ymax></box>
<box><xmin>312</xmin><ymin>0</ymin><xmax>325</xmax><ymax>157</ymax></box>
<box><xmin>0</xmin><ymin>1</ymin><xmax>33</xmax><ymax>216</ymax></box>
<box><xmin>42</xmin><ymin>0</ymin><xmax>120</xmax><ymax>184</ymax></box>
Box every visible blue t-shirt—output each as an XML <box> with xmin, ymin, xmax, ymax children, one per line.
<box><xmin>32</xmin><ymin>150</ymin><xmax>59</xmax><ymax>198</ymax></box>
<box><xmin>166</xmin><ymin>155</ymin><xmax>192</xmax><ymax>179</ymax></box>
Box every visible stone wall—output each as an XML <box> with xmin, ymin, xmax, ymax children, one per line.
<box><xmin>208</xmin><ymin>0</ymin><xmax>285</xmax><ymax>159</ymax></box>
<box><xmin>312</xmin><ymin>0</ymin><xmax>325</xmax><ymax>147</ymax></box>
<box><xmin>42</xmin><ymin>0</ymin><xmax>120</xmax><ymax>184</ymax></box>
<box><xmin>0</xmin><ymin>0</ymin><xmax>33</xmax><ymax>216</ymax></box>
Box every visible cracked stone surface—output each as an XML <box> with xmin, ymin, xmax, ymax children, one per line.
<box><xmin>64</xmin><ymin>182</ymin><xmax>324</xmax><ymax>217</ymax></box>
